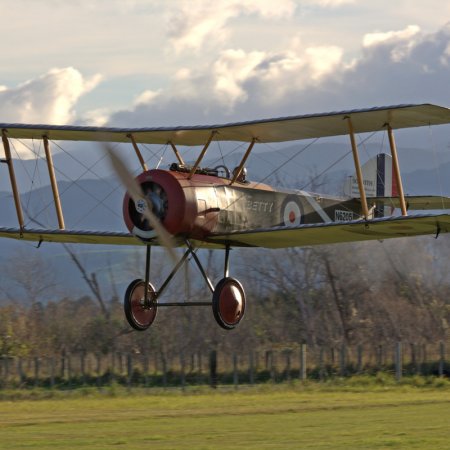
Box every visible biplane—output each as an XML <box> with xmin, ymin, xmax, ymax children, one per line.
<box><xmin>1</xmin><ymin>103</ymin><xmax>450</xmax><ymax>330</ymax></box>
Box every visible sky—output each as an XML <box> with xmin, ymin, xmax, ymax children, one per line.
<box><xmin>0</xmin><ymin>0</ymin><xmax>449</xmax><ymax>156</ymax></box>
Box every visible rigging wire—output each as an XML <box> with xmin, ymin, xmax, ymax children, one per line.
<box><xmin>9</xmin><ymin>139</ymin><xmax>50</xmax><ymax>227</ymax></box>
<box><xmin>155</xmin><ymin>144</ymin><xmax>169</xmax><ymax>170</ymax></box>
<box><xmin>72</xmin><ymin>143</ymin><xmax>169</xmax><ymax>228</ymax></box>
<box><xmin>14</xmin><ymin>138</ymin><xmax>123</xmax><ymax>223</ymax></box>
<box><xmin>51</xmin><ymin>140</ymin><xmax>117</xmax><ymax>189</ymax></box>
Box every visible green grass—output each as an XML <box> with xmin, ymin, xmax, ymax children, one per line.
<box><xmin>0</xmin><ymin>378</ymin><xmax>449</xmax><ymax>449</ymax></box>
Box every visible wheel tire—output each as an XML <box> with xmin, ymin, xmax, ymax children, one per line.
<box><xmin>212</xmin><ymin>277</ymin><xmax>246</xmax><ymax>330</ymax></box>
<box><xmin>124</xmin><ymin>279</ymin><xmax>157</xmax><ymax>331</ymax></box>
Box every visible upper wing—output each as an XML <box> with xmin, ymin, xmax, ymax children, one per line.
<box><xmin>206</xmin><ymin>213</ymin><xmax>450</xmax><ymax>248</ymax></box>
<box><xmin>1</xmin><ymin>104</ymin><xmax>449</xmax><ymax>146</ymax></box>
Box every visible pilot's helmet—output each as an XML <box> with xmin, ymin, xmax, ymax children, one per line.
<box><xmin>233</xmin><ymin>166</ymin><xmax>247</xmax><ymax>182</ymax></box>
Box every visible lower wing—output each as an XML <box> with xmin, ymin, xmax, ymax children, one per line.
<box><xmin>207</xmin><ymin>213</ymin><xmax>450</xmax><ymax>248</ymax></box>
<box><xmin>1</xmin><ymin>213</ymin><xmax>449</xmax><ymax>249</ymax></box>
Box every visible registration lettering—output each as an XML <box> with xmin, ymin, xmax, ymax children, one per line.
<box><xmin>334</xmin><ymin>210</ymin><xmax>354</xmax><ymax>222</ymax></box>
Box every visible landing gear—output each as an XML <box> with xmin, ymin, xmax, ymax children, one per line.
<box><xmin>212</xmin><ymin>277</ymin><xmax>246</xmax><ymax>330</ymax></box>
<box><xmin>123</xmin><ymin>242</ymin><xmax>246</xmax><ymax>331</ymax></box>
<box><xmin>124</xmin><ymin>279</ymin><xmax>157</xmax><ymax>331</ymax></box>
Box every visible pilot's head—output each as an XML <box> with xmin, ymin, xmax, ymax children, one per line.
<box><xmin>233</xmin><ymin>167</ymin><xmax>247</xmax><ymax>182</ymax></box>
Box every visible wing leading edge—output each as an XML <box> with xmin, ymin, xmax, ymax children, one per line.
<box><xmin>0</xmin><ymin>227</ymin><xmax>141</xmax><ymax>246</ymax></box>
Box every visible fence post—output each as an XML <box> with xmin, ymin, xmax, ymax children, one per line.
<box><xmin>144</xmin><ymin>353</ymin><xmax>150</xmax><ymax>387</ymax></box>
<box><xmin>17</xmin><ymin>358</ymin><xmax>25</xmax><ymax>385</ymax></box>
<box><xmin>300</xmin><ymin>344</ymin><xmax>307</xmax><ymax>381</ymax></box>
<box><xmin>249</xmin><ymin>351</ymin><xmax>255</xmax><ymax>385</ymax></box>
<box><xmin>422</xmin><ymin>344</ymin><xmax>427</xmax><ymax>369</ymax></box>
<box><xmin>80</xmin><ymin>352</ymin><xmax>86</xmax><ymax>384</ymax></box>
<box><xmin>3</xmin><ymin>358</ymin><xmax>9</xmax><ymax>387</ymax></box>
<box><xmin>377</xmin><ymin>344</ymin><xmax>383</xmax><ymax>370</ymax></box>
<box><xmin>339</xmin><ymin>343</ymin><xmax>347</xmax><ymax>377</ymax></box>
<box><xmin>180</xmin><ymin>351</ymin><xmax>186</xmax><ymax>391</ymax></box>
<box><xmin>67</xmin><ymin>353</ymin><xmax>72</xmax><ymax>386</ymax></box>
<box><xmin>34</xmin><ymin>357</ymin><xmax>40</xmax><ymax>387</ymax></box>
<box><xmin>127</xmin><ymin>353</ymin><xmax>132</xmax><ymax>387</ymax></box>
<box><xmin>319</xmin><ymin>347</ymin><xmax>325</xmax><ymax>381</ymax></box>
<box><xmin>270</xmin><ymin>351</ymin><xmax>276</xmax><ymax>383</ymax></box>
<box><xmin>233</xmin><ymin>353</ymin><xmax>238</xmax><ymax>389</ymax></box>
<box><xmin>209</xmin><ymin>350</ymin><xmax>217</xmax><ymax>389</ymax></box>
<box><xmin>395</xmin><ymin>342</ymin><xmax>402</xmax><ymax>382</ymax></box>
<box><xmin>161</xmin><ymin>353</ymin><xmax>168</xmax><ymax>388</ymax></box>
<box><xmin>50</xmin><ymin>357</ymin><xmax>55</xmax><ymax>388</ymax></box>
<box><xmin>357</xmin><ymin>345</ymin><xmax>363</xmax><ymax>374</ymax></box>
<box><xmin>96</xmin><ymin>353</ymin><xmax>102</xmax><ymax>387</ymax></box>
<box><xmin>410</xmin><ymin>343</ymin><xmax>416</xmax><ymax>374</ymax></box>
<box><xmin>285</xmin><ymin>350</ymin><xmax>291</xmax><ymax>381</ymax></box>
<box><xmin>439</xmin><ymin>342</ymin><xmax>445</xmax><ymax>378</ymax></box>
<box><xmin>60</xmin><ymin>351</ymin><xmax>66</xmax><ymax>379</ymax></box>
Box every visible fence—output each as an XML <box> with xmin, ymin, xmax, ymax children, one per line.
<box><xmin>0</xmin><ymin>342</ymin><xmax>447</xmax><ymax>389</ymax></box>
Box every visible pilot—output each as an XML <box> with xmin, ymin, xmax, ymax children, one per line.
<box><xmin>233</xmin><ymin>166</ymin><xmax>248</xmax><ymax>183</ymax></box>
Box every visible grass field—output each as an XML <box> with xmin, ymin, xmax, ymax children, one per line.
<box><xmin>0</xmin><ymin>378</ymin><xmax>449</xmax><ymax>449</ymax></box>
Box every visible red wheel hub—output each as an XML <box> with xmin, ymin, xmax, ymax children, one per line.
<box><xmin>212</xmin><ymin>277</ymin><xmax>246</xmax><ymax>330</ymax></box>
<box><xmin>124</xmin><ymin>279</ymin><xmax>157</xmax><ymax>331</ymax></box>
<box><xmin>218</xmin><ymin>283</ymin><xmax>244</xmax><ymax>324</ymax></box>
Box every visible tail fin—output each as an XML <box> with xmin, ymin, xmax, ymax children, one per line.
<box><xmin>344</xmin><ymin>153</ymin><xmax>393</xmax><ymax>198</ymax></box>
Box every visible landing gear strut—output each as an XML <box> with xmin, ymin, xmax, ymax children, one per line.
<box><xmin>123</xmin><ymin>242</ymin><xmax>246</xmax><ymax>331</ymax></box>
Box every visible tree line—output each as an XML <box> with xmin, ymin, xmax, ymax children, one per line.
<box><xmin>0</xmin><ymin>235</ymin><xmax>449</xmax><ymax>367</ymax></box>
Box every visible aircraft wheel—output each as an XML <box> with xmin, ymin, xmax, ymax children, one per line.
<box><xmin>124</xmin><ymin>279</ymin><xmax>157</xmax><ymax>331</ymax></box>
<box><xmin>212</xmin><ymin>277</ymin><xmax>246</xmax><ymax>330</ymax></box>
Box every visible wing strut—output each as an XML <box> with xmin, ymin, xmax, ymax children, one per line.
<box><xmin>43</xmin><ymin>136</ymin><xmax>65</xmax><ymax>229</ymax></box>
<box><xmin>168</xmin><ymin>141</ymin><xmax>185</xmax><ymax>165</ymax></box>
<box><xmin>387</xmin><ymin>125</ymin><xmax>407</xmax><ymax>216</ymax></box>
<box><xmin>346</xmin><ymin>117</ymin><xmax>369</xmax><ymax>219</ymax></box>
<box><xmin>1</xmin><ymin>130</ymin><xmax>25</xmax><ymax>229</ymax></box>
<box><xmin>128</xmin><ymin>133</ymin><xmax>148</xmax><ymax>171</ymax></box>
<box><xmin>188</xmin><ymin>131</ymin><xmax>216</xmax><ymax>179</ymax></box>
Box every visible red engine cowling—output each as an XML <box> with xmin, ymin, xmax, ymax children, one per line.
<box><xmin>123</xmin><ymin>169</ymin><xmax>220</xmax><ymax>242</ymax></box>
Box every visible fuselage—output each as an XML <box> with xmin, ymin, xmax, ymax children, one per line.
<box><xmin>123</xmin><ymin>166</ymin><xmax>362</xmax><ymax>243</ymax></box>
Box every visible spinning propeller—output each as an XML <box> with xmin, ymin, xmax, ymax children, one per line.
<box><xmin>105</xmin><ymin>144</ymin><xmax>177</xmax><ymax>263</ymax></box>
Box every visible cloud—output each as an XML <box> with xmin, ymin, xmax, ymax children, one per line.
<box><xmin>0</xmin><ymin>67</ymin><xmax>102</xmax><ymax>158</ymax></box>
<box><xmin>167</xmin><ymin>0</ymin><xmax>297</xmax><ymax>53</ymax></box>
<box><xmin>108</xmin><ymin>22</ymin><xmax>450</xmax><ymax>132</ymax></box>
<box><xmin>363</xmin><ymin>25</ymin><xmax>421</xmax><ymax>47</ymax></box>
<box><xmin>304</xmin><ymin>0</ymin><xmax>356</xmax><ymax>6</ymax></box>
<box><xmin>0</xmin><ymin>67</ymin><xmax>102</xmax><ymax>125</ymax></box>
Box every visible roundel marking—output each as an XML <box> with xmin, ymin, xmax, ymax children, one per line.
<box><xmin>283</xmin><ymin>200</ymin><xmax>301</xmax><ymax>226</ymax></box>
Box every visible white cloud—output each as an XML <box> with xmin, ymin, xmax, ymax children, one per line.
<box><xmin>363</xmin><ymin>25</ymin><xmax>420</xmax><ymax>47</ymax></box>
<box><xmin>109</xmin><ymin>22</ymin><xmax>450</xmax><ymax>131</ymax></box>
<box><xmin>167</xmin><ymin>0</ymin><xmax>297</xmax><ymax>53</ymax></box>
<box><xmin>0</xmin><ymin>67</ymin><xmax>102</xmax><ymax>158</ymax></box>
<box><xmin>114</xmin><ymin>41</ymin><xmax>344</xmax><ymax>120</ymax></box>
<box><xmin>79</xmin><ymin>108</ymin><xmax>111</xmax><ymax>127</ymax></box>
<box><xmin>0</xmin><ymin>67</ymin><xmax>102</xmax><ymax>125</ymax></box>
<box><xmin>305</xmin><ymin>0</ymin><xmax>356</xmax><ymax>6</ymax></box>
<box><xmin>133</xmin><ymin>89</ymin><xmax>162</xmax><ymax>106</ymax></box>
